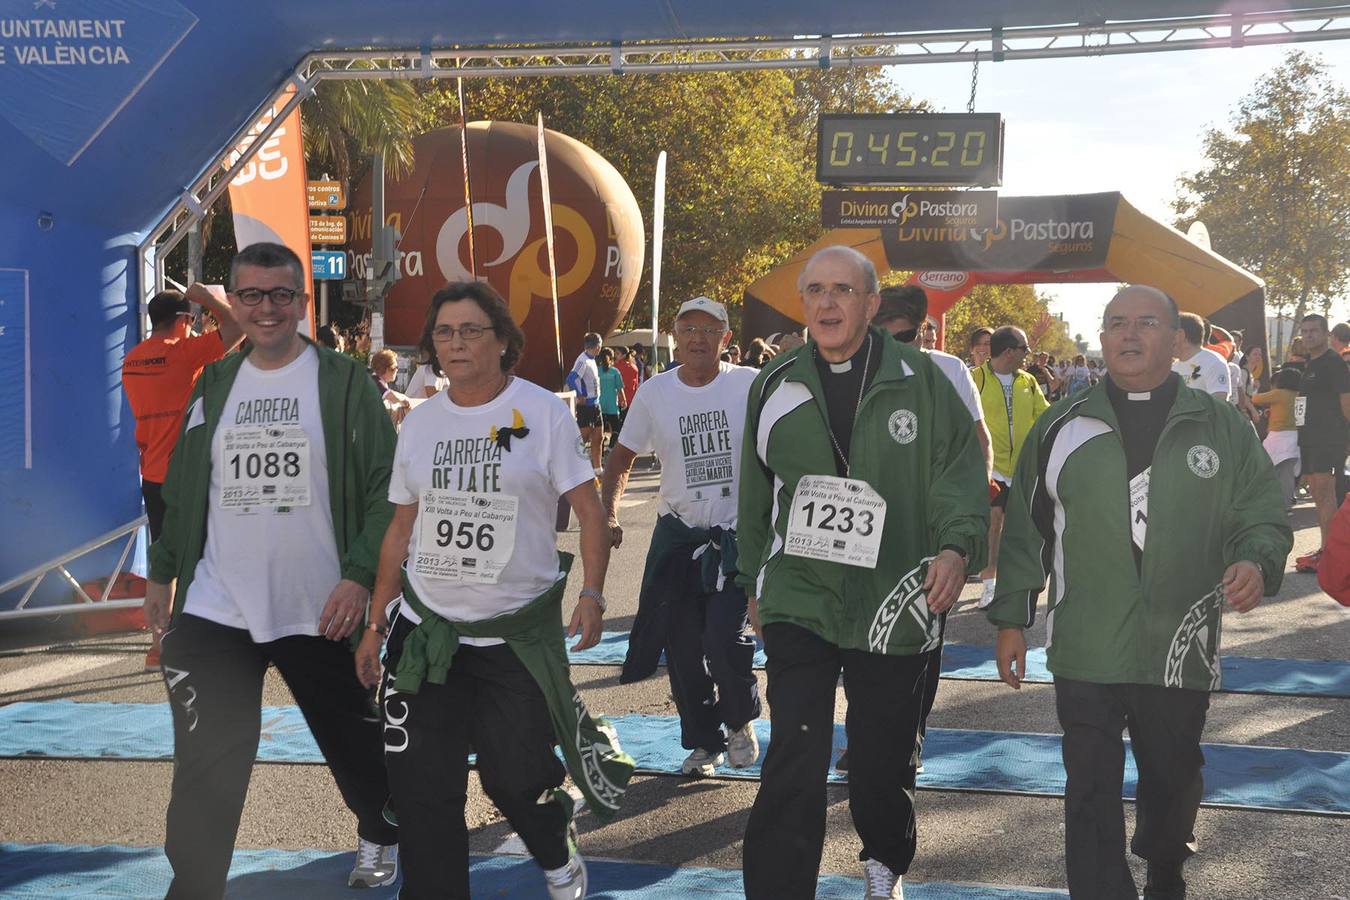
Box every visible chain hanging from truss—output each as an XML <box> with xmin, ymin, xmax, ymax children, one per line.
<box><xmin>967</xmin><ymin>51</ymin><xmax>980</xmax><ymax>113</ymax></box>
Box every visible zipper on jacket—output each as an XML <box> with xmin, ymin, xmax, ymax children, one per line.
<box><xmin>340</xmin><ymin>363</ymin><xmax>354</xmax><ymax>554</ymax></box>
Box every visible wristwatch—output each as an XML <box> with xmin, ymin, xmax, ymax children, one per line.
<box><xmin>940</xmin><ymin>544</ymin><xmax>968</xmax><ymax>560</ymax></box>
<box><xmin>580</xmin><ymin>587</ymin><xmax>607</xmax><ymax>612</ymax></box>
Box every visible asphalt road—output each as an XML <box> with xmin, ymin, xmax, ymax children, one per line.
<box><xmin>2</xmin><ymin>467</ymin><xmax>1348</xmax><ymax>898</ymax></box>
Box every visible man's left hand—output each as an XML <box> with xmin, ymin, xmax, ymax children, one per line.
<box><xmin>1222</xmin><ymin>560</ymin><xmax>1264</xmax><ymax>613</ymax></box>
<box><xmin>319</xmin><ymin>579</ymin><xmax>370</xmax><ymax>640</ymax></box>
<box><xmin>924</xmin><ymin>549</ymin><xmax>967</xmax><ymax>613</ymax></box>
<box><xmin>568</xmin><ymin>595</ymin><xmax>603</xmax><ymax>651</ymax></box>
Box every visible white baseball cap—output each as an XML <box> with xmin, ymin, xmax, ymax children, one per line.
<box><xmin>675</xmin><ymin>296</ymin><xmax>729</xmax><ymax>327</ymax></box>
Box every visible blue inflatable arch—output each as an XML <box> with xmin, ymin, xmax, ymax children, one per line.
<box><xmin>1</xmin><ymin>2</ymin><xmax>1344</xmax><ymax>608</ymax></box>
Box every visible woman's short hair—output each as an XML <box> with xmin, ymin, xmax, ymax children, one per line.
<box><xmin>370</xmin><ymin>348</ymin><xmax>398</xmax><ymax>375</ymax></box>
<box><xmin>419</xmin><ymin>281</ymin><xmax>525</xmax><ymax>375</ymax></box>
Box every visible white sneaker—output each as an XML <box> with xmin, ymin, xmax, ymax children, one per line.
<box><xmin>726</xmin><ymin>722</ymin><xmax>760</xmax><ymax>768</ymax></box>
<box><xmin>862</xmin><ymin>858</ymin><xmax>903</xmax><ymax>899</ymax></box>
<box><xmin>680</xmin><ymin>747</ymin><xmax>724</xmax><ymax>776</ymax></box>
<box><xmin>544</xmin><ymin>853</ymin><xmax>588</xmax><ymax>900</ymax></box>
<box><xmin>976</xmin><ymin>578</ymin><xmax>997</xmax><ymax>609</ymax></box>
<box><xmin>348</xmin><ymin>837</ymin><xmax>398</xmax><ymax>888</ymax></box>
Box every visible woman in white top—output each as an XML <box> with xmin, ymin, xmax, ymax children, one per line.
<box><xmin>403</xmin><ymin>351</ymin><xmax>448</xmax><ymax>399</ymax></box>
<box><xmin>356</xmin><ymin>281</ymin><xmax>613</xmax><ymax>900</ymax></box>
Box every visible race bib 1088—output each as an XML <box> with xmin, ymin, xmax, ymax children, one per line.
<box><xmin>220</xmin><ymin>426</ymin><xmax>311</xmax><ymax>509</ymax></box>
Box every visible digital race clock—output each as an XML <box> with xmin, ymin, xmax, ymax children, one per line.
<box><xmin>817</xmin><ymin>112</ymin><xmax>1004</xmax><ymax>186</ymax></box>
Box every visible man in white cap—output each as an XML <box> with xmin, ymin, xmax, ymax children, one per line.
<box><xmin>601</xmin><ymin>297</ymin><xmax>763</xmax><ymax>775</ymax></box>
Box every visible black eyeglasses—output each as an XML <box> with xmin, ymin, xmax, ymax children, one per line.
<box><xmin>231</xmin><ymin>287</ymin><xmax>300</xmax><ymax>307</ymax></box>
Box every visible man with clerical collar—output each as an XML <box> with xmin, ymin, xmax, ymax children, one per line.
<box><xmin>738</xmin><ymin>245</ymin><xmax>988</xmax><ymax>899</ymax></box>
<box><xmin>988</xmin><ymin>284</ymin><xmax>1292</xmax><ymax>900</ymax></box>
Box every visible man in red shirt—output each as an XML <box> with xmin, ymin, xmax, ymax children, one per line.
<box><xmin>122</xmin><ymin>284</ymin><xmax>243</xmax><ymax>667</ymax></box>
<box><xmin>614</xmin><ymin>345</ymin><xmax>640</xmax><ymax>418</ymax></box>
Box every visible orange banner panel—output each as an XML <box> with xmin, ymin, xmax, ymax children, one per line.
<box><xmin>227</xmin><ymin>85</ymin><xmax>314</xmax><ymax>334</ymax></box>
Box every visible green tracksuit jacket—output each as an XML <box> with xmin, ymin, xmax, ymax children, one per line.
<box><xmin>148</xmin><ymin>340</ymin><xmax>396</xmax><ymax>621</ymax></box>
<box><xmin>986</xmin><ymin>378</ymin><xmax>1293</xmax><ymax>690</ymax></box>
<box><xmin>736</xmin><ymin>328</ymin><xmax>989</xmax><ymax>656</ymax></box>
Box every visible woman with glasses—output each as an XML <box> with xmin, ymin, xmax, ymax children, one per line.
<box><xmin>355</xmin><ymin>281</ymin><xmax>633</xmax><ymax>900</ymax></box>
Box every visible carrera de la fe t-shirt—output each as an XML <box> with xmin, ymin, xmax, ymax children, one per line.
<box><xmin>618</xmin><ymin>362</ymin><xmax>757</xmax><ymax>529</ymax></box>
<box><xmin>184</xmin><ymin>346</ymin><xmax>342</xmax><ymax>642</ymax></box>
<box><xmin>1172</xmin><ymin>347</ymin><xmax>1231</xmax><ymax>400</ymax></box>
<box><xmin>388</xmin><ymin>378</ymin><xmax>595</xmax><ymax>645</ymax></box>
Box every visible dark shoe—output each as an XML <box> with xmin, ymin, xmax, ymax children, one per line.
<box><xmin>1142</xmin><ymin>862</ymin><xmax>1185</xmax><ymax>900</ymax></box>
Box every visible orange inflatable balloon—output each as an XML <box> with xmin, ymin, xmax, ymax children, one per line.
<box><xmin>347</xmin><ymin>121</ymin><xmax>645</xmax><ymax>389</ymax></box>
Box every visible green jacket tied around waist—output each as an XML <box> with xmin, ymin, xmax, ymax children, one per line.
<box><xmin>393</xmin><ymin>551</ymin><xmax>635</xmax><ymax>820</ymax></box>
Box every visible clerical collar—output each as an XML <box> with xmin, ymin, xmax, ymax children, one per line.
<box><xmin>816</xmin><ymin>335</ymin><xmax>871</xmax><ymax>376</ymax></box>
<box><xmin>1106</xmin><ymin>373</ymin><xmax>1177</xmax><ymax>403</ymax></box>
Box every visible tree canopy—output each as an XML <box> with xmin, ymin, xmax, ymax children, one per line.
<box><xmin>1172</xmin><ymin>51</ymin><xmax>1350</xmax><ymax>324</ymax></box>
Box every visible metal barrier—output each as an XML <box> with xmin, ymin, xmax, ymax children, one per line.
<box><xmin>0</xmin><ymin>518</ymin><xmax>147</xmax><ymax>621</ymax></box>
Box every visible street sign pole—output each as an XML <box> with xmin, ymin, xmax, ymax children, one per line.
<box><xmin>319</xmin><ymin>279</ymin><xmax>329</xmax><ymax>326</ymax></box>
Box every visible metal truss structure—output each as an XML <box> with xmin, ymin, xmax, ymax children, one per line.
<box><xmin>139</xmin><ymin>5</ymin><xmax>1350</xmax><ymax>322</ymax></box>
<box><xmin>0</xmin><ymin>518</ymin><xmax>146</xmax><ymax>621</ymax></box>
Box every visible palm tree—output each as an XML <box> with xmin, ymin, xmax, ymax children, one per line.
<box><xmin>302</xmin><ymin>75</ymin><xmax>421</xmax><ymax>183</ymax></box>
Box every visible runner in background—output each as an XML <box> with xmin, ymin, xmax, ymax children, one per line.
<box><xmin>1172</xmin><ymin>313</ymin><xmax>1231</xmax><ymax>401</ymax></box>
<box><xmin>612</xmin><ymin>346</ymin><xmax>640</xmax><ymax>420</ymax></box>
<box><xmin>968</xmin><ymin>326</ymin><xmax>993</xmax><ymax>368</ymax></box>
<box><xmin>596</xmin><ymin>347</ymin><xmax>627</xmax><ymax>451</ymax></box>
<box><xmin>404</xmin><ymin>348</ymin><xmax>449</xmax><ymax>399</ymax></box>
<box><xmin>602</xmin><ymin>297</ymin><xmax>762</xmax><ymax>778</ymax></box>
<box><xmin>567</xmin><ymin>332</ymin><xmax>604</xmax><ymax>476</ymax></box>
<box><xmin>971</xmin><ymin>326</ymin><xmax>1050</xmax><ymax>609</ymax></box>
<box><xmin>122</xmin><ymin>284</ymin><xmax>243</xmax><ymax>669</ymax></box>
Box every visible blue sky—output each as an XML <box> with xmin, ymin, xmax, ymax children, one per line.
<box><xmin>886</xmin><ymin>42</ymin><xmax>1350</xmax><ymax>347</ymax></box>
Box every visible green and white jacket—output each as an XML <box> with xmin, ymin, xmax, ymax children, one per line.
<box><xmin>736</xmin><ymin>328</ymin><xmax>989</xmax><ymax>656</ymax></box>
<box><xmin>148</xmin><ymin>340</ymin><xmax>396</xmax><ymax>622</ymax></box>
<box><xmin>986</xmin><ymin>378</ymin><xmax>1293</xmax><ymax>690</ymax></box>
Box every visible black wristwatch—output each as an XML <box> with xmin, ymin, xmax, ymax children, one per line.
<box><xmin>940</xmin><ymin>544</ymin><xmax>968</xmax><ymax>560</ymax></box>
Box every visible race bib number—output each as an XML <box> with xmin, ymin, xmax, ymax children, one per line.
<box><xmin>1129</xmin><ymin>468</ymin><xmax>1150</xmax><ymax>553</ymax></box>
<box><xmin>220</xmin><ymin>427</ymin><xmax>310</xmax><ymax>508</ymax></box>
<box><xmin>414</xmin><ymin>490</ymin><xmax>518</xmax><ymax>584</ymax></box>
<box><xmin>784</xmin><ymin>475</ymin><xmax>887</xmax><ymax>569</ymax></box>
<box><xmin>1294</xmin><ymin>396</ymin><xmax>1307</xmax><ymax>427</ymax></box>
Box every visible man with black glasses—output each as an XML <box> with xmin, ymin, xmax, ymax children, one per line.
<box><xmin>972</xmin><ymin>326</ymin><xmax>1049</xmax><ymax>609</ymax></box>
<box><xmin>144</xmin><ymin>242</ymin><xmax>399</xmax><ymax>898</ymax></box>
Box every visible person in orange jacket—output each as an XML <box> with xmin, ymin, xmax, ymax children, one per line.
<box><xmin>1316</xmin><ymin>495</ymin><xmax>1350</xmax><ymax>606</ymax></box>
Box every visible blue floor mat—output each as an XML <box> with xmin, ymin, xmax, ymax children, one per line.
<box><xmin>569</xmin><ymin>632</ymin><xmax>1350</xmax><ymax>698</ymax></box>
<box><xmin>2</xmin><ymin>702</ymin><xmax>1347</xmax><ymax>816</ymax></box>
<box><xmin>0</xmin><ymin>843</ymin><xmax>1068</xmax><ymax>898</ymax></box>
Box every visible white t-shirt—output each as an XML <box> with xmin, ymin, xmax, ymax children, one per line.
<box><xmin>184</xmin><ymin>347</ymin><xmax>342</xmax><ymax>642</ymax></box>
<box><xmin>404</xmin><ymin>363</ymin><xmax>447</xmax><ymax>399</ymax></box>
<box><xmin>568</xmin><ymin>351</ymin><xmax>601</xmax><ymax>407</ymax></box>
<box><xmin>388</xmin><ymin>378</ymin><xmax>595</xmax><ymax>645</ymax></box>
<box><xmin>618</xmin><ymin>363</ymin><xmax>756</xmax><ymax>529</ymax></box>
<box><xmin>1227</xmin><ymin>361</ymin><xmax>1244</xmax><ymax>404</ymax></box>
<box><xmin>925</xmin><ymin>349</ymin><xmax>983</xmax><ymax>423</ymax></box>
<box><xmin>1173</xmin><ymin>347</ymin><xmax>1231</xmax><ymax>399</ymax></box>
